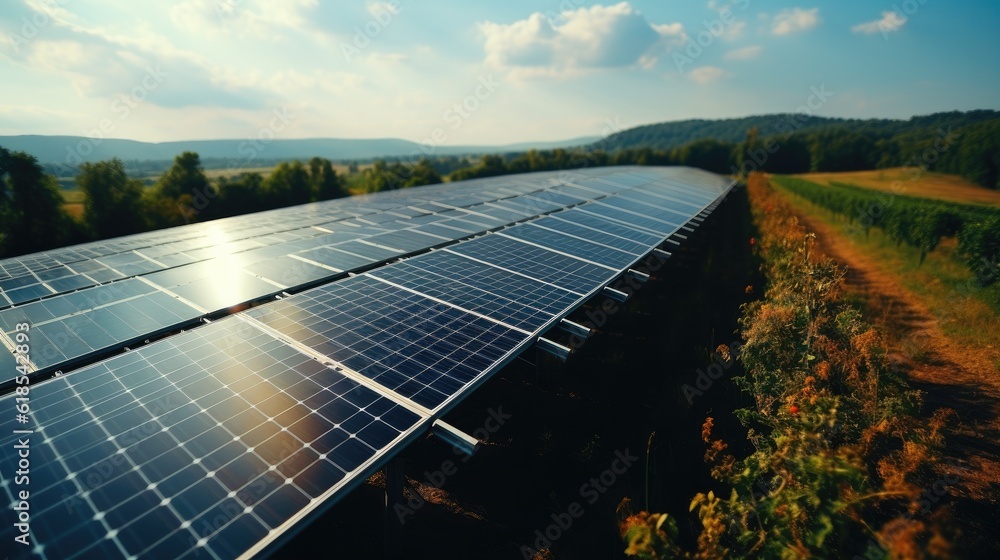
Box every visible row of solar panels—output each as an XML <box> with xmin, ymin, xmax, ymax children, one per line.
<box><xmin>0</xmin><ymin>167</ymin><xmax>721</xmax><ymax>382</ymax></box>
<box><xmin>0</xmin><ymin>167</ymin><xmax>733</xmax><ymax>560</ymax></box>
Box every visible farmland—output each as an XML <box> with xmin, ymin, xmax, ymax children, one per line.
<box><xmin>795</xmin><ymin>167</ymin><xmax>1000</xmax><ymax>208</ymax></box>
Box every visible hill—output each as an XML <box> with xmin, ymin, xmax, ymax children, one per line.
<box><xmin>599</xmin><ymin>110</ymin><xmax>1000</xmax><ymax>151</ymax></box>
<box><xmin>0</xmin><ymin>135</ymin><xmax>599</xmax><ymax>168</ymax></box>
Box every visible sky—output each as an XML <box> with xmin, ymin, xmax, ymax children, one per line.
<box><xmin>0</xmin><ymin>0</ymin><xmax>997</xmax><ymax>145</ymax></box>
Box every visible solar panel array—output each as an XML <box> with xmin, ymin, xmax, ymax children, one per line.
<box><xmin>0</xmin><ymin>166</ymin><xmax>733</xmax><ymax>559</ymax></box>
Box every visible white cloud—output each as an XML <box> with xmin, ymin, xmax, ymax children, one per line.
<box><xmin>771</xmin><ymin>7</ymin><xmax>820</xmax><ymax>35</ymax></box>
<box><xmin>724</xmin><ymin>45</ymin><xmax>761</xmax><ymax>61</ymax></box>
<box><xmin>720</xmin><ymin>20</ymin><xmax>746</xmax><ymax>41</ymax></box>
<box><xmin>690</xmin><ymin>66</ymin><xmax>728</xmax><ymax>85</ymax></box>
<box><xmin>366</xmin><ymin>1</ymin><xmax>402</xmax><ymax>17</ymax></box>
<box><xmin>170</xmin><ymin>0</ymin><xmax>318</xmax><ymax>41</ymax></box>
<box><xmin>1</xmin><ymin>4</ymin><xmax>274</xmax><ymax>111</ymax></box>
<box><xmin>852</xmin><ymin>11</ymin><xmax>907</xmax><ymax>35</ymax></box>
<box><xmin>479</xmin><ymin>2</ymin><xmax>685</xmax><ymax>77</ymax></box>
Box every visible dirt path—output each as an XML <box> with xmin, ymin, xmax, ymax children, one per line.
<box><xmin>787</xmin><ymin>203</ymin><xmax>1000</xmax><ymax>542</ymax></box>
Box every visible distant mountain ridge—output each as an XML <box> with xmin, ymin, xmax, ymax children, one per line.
<box><xmin>0</xmin><ymin>135</ymin><xmax>601</xmax><ymax>166</ymax></box>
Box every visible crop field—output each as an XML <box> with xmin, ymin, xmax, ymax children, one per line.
<box><xmin>795</xmin><ymin>167</ymin><xmax>1000</xmax><ymax>208</ymax></box>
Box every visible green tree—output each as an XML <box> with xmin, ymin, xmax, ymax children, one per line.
<box><xmin>77</xmin><ymin>158</ymin><xmax>146</xmax><ymax>238</ymax></box>
<box><xmin>404</xmin><ymin>159</ymin><xmax>443</xmax><ymax>187</ymax></box>
<box><xmin>0</xmin><ymin>149</ymin><xmax>78</xmax><ymax>256</ymax></box>
<box><xmin>674</xmin><ymin>139</ymin><xmax>735</xmax><ymax>174</ymax></box>
<box><xmin>316</xmin><ymin>158</ymin><xmax>347</xmax><ymax>200</ymax></box>
<box><xmin>266</xmin><ymin>161</ymin><xmax>311</xmax><ymax>205</ymax></box>
<box><xmin>156</xmin><ymin>151</ymin><xmax>208</xmax><ymax>199</ymax></box>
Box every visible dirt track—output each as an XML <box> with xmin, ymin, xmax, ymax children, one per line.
<box><xmin>788</xmin><ymin>203</ymin><xmax>1000</xmax><ymax>551</ymax></box>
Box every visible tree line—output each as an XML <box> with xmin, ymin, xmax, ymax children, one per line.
<box><xmin>0</xmin><ymin>149</ymin><xmax>353</xmax><ymax>259</ymax></box>
<box><xmin>444</xmin><ymin>117</ymin><xmax>1000</xmax><ymax>190</ymax></box>
<box><xmin>2</xmin><ymin>114</ymin><xmax>997</xmax><ymax>259</ymax></box>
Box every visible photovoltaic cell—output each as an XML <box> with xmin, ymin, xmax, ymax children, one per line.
<box><xmin>644</xmin><ymin>181</ymin><xmax>716</xmax><ymax>206</ymax></box>
<box><xmin>244</xmin><ymin>275</ymin><xmax>528</xmax><ymax>410</ymax></box>
<box><xmin>4</xmin><ymin>282</ymin><xmax>55</xmax><ymax>305</ymax></box>
<box><xmin>0</xmin><ymin>282</ymin><xmax>202</xmax><ymax>372</ymax></box>
<box><xmin>293</xmin><ymin>247</ymin><xmax>375</xmax><ymax>272</ymax></box>
<box><xmin>366</xmin><ymin>250</ymin><xmax>581</xmax><ymax>332</ymax></box>
<box><xmin>496</xmin><ymin>225</ymin><xmax>638</xmax><ymax>270</ymax></box>
<box><xmin>0</xmin><ymin>318</ymin><xmax>424</xmax><ymax>560</ymax></box>
<box><xmin>616</xmin><ymin>188</ymin><xmax>704</xmax><ymax>213</ymax></box>
<box><xmin>597</xmin><ymin>196</ymin><xmax>687</xmax><ymax>225</ymax></box>
<box><xmin>444</xmin><ymin>234</ymin><xmax>617</xmax><ymax>295</ymax></box>
<box><xmin>578</xmin><ymin>204</ymin><xmax>680</xmax><ymax>235</ymax></box>
<box><xmin>550</xmin><ymin>208</ymin><xmax>667</xmax><ymax>246</ymax></box>
<box><xmin>241</xmin><ymin>256</ymin><xmax>335</xmax><ymax>289</ymax></box>
<box><xmin>334</xmin><ymin>240</ymin><xmax>404</xmax><ymax>261</ymax></box>
<box><xmin>363</xmin><ymin>230</ymin><xmax>447</xmax><ymax>253</ymax></box>
<box><xmin>527</xmin><ymin>215</ymin><xmax>650</xmax><ymax>255</ymax></box>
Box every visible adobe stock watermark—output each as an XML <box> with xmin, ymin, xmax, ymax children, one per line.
<box><xmin>854</xmin><ymin>463</ymin><xmax>964</xmax><ymax>560</ymax></box>
<box><xmin>52</xmin><ymin>65</ymin><xmax>168</xmax><ymax>175</ymax></box>
<box><xmin>393</xmin><ymin>406</ymin><xmax>511</xmax><ymax>523</ymax></box>
<box><xmin>179</xmin><ymin>106</ymin><xmax>295</xmax><ymax>222</ymax></box>
<box><xmin>880</xmin><ymin>0</ymin><xmax>928</xmax><ymax>40</ymax></box>
<box><xmin>4</xmin><ymin>0</ymin><xmax>73</xmax><ymax>54</ymax></box>
<box><xmin>680</xmin><ymin>340</ymin><xmax>742</xmax><ymax>404</ymax></box>
<box><xmin>552</xmin><ymin>116</ymin><xmax>629</xmax><ymax>179</ymax></box>
<box><xmin>374</xmin><ymin>74</ymin><xmax>502</xmax><ymax>190</ymax></box>
<box><xmin>542</xmin><ymin>0</ymin><xmax>585</xmax><ymax>26</ymax></box>
<box><xmin>730</xmin><ymin>84</ymin><xmax>835</xmax><ymax>179</ymax></box>
<box><xmin>340</xmin><ymin>1</ymin><xmax>407</xmax><ymax>62</ymax></box>
<box><xmin>520</xmin><ymin>448</ymin><xmax>639</xmax><ymax>558</ymax></box>
<box><xmin>565</xmin><ymin>250</ymin><xmax>672</xmax><ymax>351</ymax></box>
<box><xmin>842</xmin><ymin>126</ymin><xmax>960</xmax><ymax>243</ymax></box>
<box><xmin>673</xmin><ymin>0</ymin><xmax>751</xmax><ymax>73</ymax></box>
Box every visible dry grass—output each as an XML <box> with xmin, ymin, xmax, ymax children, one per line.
<box><xmin>63</xmin><ymin>203</ymin><xmax>84</xmax><ymax>220</ymax></box>
<box><xmin>794</xmin><ymin>167</ymin><xmax>1000</xmax><ymax>208</ymax></box>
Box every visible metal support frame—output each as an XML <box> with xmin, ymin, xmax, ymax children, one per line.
<box><xmin>431</xmin><ymin>419</ymin><xmax>480</xmax><ymax>458</ymax></box>
<box><xmin>559</xmin><ymin>318</ymin><xmax>592</xmax><ymax>339</ymax></box>
<box><xmin>603</xmin><ymin>286</ymin><xmax>629</xmax><ymax>302</ymax></box>
<box><xmin>536</xmin><ymin>337</ymin><xmax>572</xmax><ymax>361</ymax></box>
<box><xmin>384</xmin><ymin>457</ymin><xmax>404</xmax><ymax>560</ymax></box>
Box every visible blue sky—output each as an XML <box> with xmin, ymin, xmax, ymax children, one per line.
<box><xmin>1</xmin><ymin>0</ymin><xmax>997</xmax><ymax>145</ymax></box>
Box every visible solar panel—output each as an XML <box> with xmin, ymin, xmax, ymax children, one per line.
<box><xmin>444</xmin><ymin>234</ymin><xmax>617</xmax><ymax>295</ymax></box>
<box><xmin>550</xmin><ymin>208</ymin><xmax>666</xmax><ymax>246</ymax></box>
<box><xmin>0</xmin><ymin>166</ymin><xmax>736</xmax><ymax>558</ymax></box>
<box><xmin>244</xmin><ymin>275</ymin><xmax>529</xmax><ymax>410</ymax></box>
<box><xmin>366</xmin><ymin>250</ymin><xmax>581</xmax><ymax>332</ymax></box>
<box><xmin>616</xmin><ymin>188</ymin><xmax>704</xmax><ymax>213</ymax></box>
<box><xmin>577</xmin><ymin>203</ymin><xmax>680</xmax><ymax>235</ymax></box>
<box><xmin>0</xmin><ymin>318</ymin><xmax>425</xmax><ymax>560</ymax></box>
<box><xmin>0</xmin><ymin>281</ymin><xmax>202</xmax><ymax>373</ymax></box>
<box><xmin>496</xmin><ymin>225</ymin><xmax>639</xmax><ymax>270</ymax></box>
<box><xmin>5</xmin><ymin>283</ymin><xmax>55</xmax><ymax>305</ymax></box>
<box><xmin>598</xmin><ymin>195</ymin><xmax>689</xmax><ymax>224</ymax></box>
<box><xmin>527</xmin><ymin>215</ymin><xmax>651</xmax><ymax>255</ymax></box>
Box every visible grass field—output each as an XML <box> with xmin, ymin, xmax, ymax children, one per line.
<box><xmin>794</xmin><ymin>167</ymin><xmax>1000</xmax><ymax>208</ymax></box>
